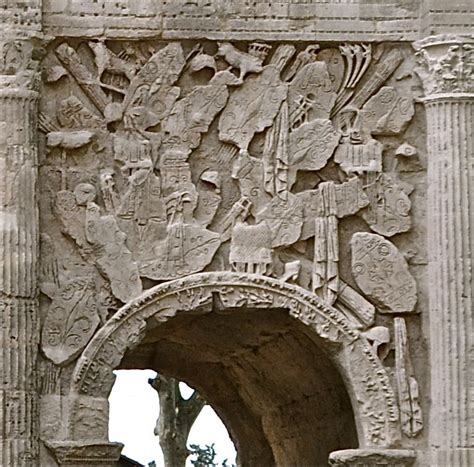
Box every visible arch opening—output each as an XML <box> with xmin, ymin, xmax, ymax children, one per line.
<box><xmin>67</xmin><ymin>273</ymin><xmax>401</xmax><ymax>466</ymax></box>
<box><xmin>118</xmin><ymin>305</ymin><xmax>359</xmax><ymax>466</ymax></box>
<box><xmin>108</xmin><ymin>370</ymin><xmax>237</xmax><ymax>466</ymax></box>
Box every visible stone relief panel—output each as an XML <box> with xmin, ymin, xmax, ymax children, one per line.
<box><xmin>68</xmin><ymin>272</ymin><xmax>402</xmax><ymax>448</ymax></box>
<box><xmin>37</xmin><ymin>39</ymin><xmax>427</xmax><ymax>442</ymax></box>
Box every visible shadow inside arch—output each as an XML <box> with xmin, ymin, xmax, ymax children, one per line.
<box><xmin>119</xmin><ymin>306</ymin><xmax>359</xmax><ymax>466</ymax></box>
<box><xmin>67</xmin><ymin>272</ymin><xmax>401</xmax><ymax>466</ymax></box>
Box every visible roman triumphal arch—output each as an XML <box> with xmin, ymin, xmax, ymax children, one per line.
<box><xmin>0</xmin><ymin>1</ymin><xmax>473</xmax><ymax>466</ymax></box>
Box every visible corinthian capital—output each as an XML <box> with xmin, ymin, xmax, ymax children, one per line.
<box><xmin>0</xmin><ymin>39</ymin><xmax>42</xmax><ymax>91</ymax></box>
<box><xmin>413</xmin><ymin>34</ymin><xmax>474</xmax><ymax>98</ymax></box>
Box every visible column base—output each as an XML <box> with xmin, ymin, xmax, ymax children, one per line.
<box><xmin>44</xmin><ymin>440</ymin><xmax>123</xmax><ymax>467</ymax></box>
<box><xmin>328</xmin><ymin>449</ymin><xmax>416</xmax><ymax>466</ymax></box>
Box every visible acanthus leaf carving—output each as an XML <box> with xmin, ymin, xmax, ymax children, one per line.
<box><xmin>414</xmin><ymin>35</ymin><xmax>474</xmax><ymax>96</ymax></box>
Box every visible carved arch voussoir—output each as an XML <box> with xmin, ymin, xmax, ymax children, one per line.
<box><xmin>68</xmin><ymin>272</ymin><xmax>400</xmax><ymax>447</ymax></box>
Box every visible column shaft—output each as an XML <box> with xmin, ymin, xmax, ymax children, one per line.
<box><xmin>425</xmin><ymin>97</ymin><xmax>473</xmax><ymax>465</ymax></box>
<box><xmin>0</xmin><ymin>89</ymin><xmax>40</xmax><ymax>465</ymax></box>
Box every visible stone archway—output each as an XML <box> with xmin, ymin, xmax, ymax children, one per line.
<box><xmin>2</xmin><ymin>1</ymin><xmax>473</xmax><ymax>465</ymax></box>
<box><xmin>60</xmin><ymin>272</ymin><xmax>400</xmax><ymax>465</ymax></box>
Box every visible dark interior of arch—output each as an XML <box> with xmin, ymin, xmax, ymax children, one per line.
<box><xmin>118</xmin><ymin>305</ymin><xmax>358</xmax><ymax>467</ymax></box>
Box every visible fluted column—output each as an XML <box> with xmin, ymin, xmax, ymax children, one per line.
<box><xmin>0</xmin><ymin>45</ymin><xmax>40</xmax><ymax>465</ymax></box>
<box><xmin>414</xmin><ymin>35</ymin><xmax>473</xmax><ymax>466</ymax></box>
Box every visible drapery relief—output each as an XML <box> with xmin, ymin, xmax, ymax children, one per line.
<box><xmin>37</xmin><ymin>39</ymin><xmax>426</xmax><ymax>442</ymax></box>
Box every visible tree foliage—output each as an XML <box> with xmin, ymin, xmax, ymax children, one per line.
<box><xmin>189</xmin><ymin>443</ymin><xmax>235</xmax><ymax>467</ymax></box>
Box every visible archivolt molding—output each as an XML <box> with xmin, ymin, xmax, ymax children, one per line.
<box><xmin>34</xmin><ymin>36</ymin><xmax>426</xmax><ymax>456</ymax></box>
<box><xmin>68</xmin><ymin>272</ymin><xmax>400</xmax><ymax>448</ymax></box>
<box><xmin>1</xmin><ymin>1</ymin><xmax>471</xmax><ymax>462</ymax></box>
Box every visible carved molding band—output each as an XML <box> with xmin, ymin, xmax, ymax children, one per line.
<box><xmin>68</xmin><ymin>272</ymin><xmax>401</xmax><ymax>448</ymax></box>
<box><xmin>329</xmin><ymin>448</ymin><xmax>417</xmax><ymax>467</ymax></box>
<box><xmin>45</xmin><ymin>440</ymin><xmax>123</xmax><ymax>466</ymax></box>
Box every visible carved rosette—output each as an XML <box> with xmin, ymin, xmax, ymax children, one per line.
<box><xmin>414</xmin><ymin>34</ymin><xmax>474</xmax><ymax>464</ymax></box>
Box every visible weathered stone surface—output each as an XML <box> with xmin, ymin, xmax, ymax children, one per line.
<box><xmin>123</xmin><ymin>42</ymin><xmax>185</xmax><ymax>131</ymax></box>
<box><xmin>394</xmin><ymin>317</ymin><xmax>423</xmax><ymax>438</ymax></box>
<box><xmin>297</xmin><ymin>177</ymin><xmax>369</xmax><ymax>241</ymax></box>
<box><xmin>414</xmin><ymin>34</ymin><xmax>474</xmax><ymax>465</ymax></box>
<box><xmin>329</xmin><ymin>448</ymin><xmax>416</xmax><ymax>466</ymax></box>
<box><xmin>70</xmin><ymin>272</ymin><xmax>402</xmax><ymax>463</ymax></box>
<box><xmin>351</xmin><ymin>233</ymin><xmax>417</xmax><ymax>313</ymax></box>
<box><xmin>288</xmin><ymin>61</ymin><xmax>336</xmax><ymax>123</ymax></box>
<box><xmin>41</xmin><ymin>278</ymin><xmax>101</xmax><ymax>366</ymax></box>
<box><xmin>289</xmin><ymin>119</ymin><xmax>340</xmax><ymax>172</ymax></box>
<box><xmin>216</xmin><ymin>42</ymin><xmax>269</xmax><ymax>83</ymax></box>
<box><xmin>334</xmin><ymin>138</ymin><xmax>383</xmax><ymax>174</ymax></box>
<box><xmin>361</xmin><ymin>173</ymin><xmax>413</xmax><ymax>237</ymax></box>
<box><xmin>3</xmin><ymin>3</ymin><xmax>472</xmax><ymax>465</ymax></box>
<box><xmin>360</xmin><ymin>86</ymin><xmax>415</xmax><ymax>136</ymax></box>
<box><xmin>162</xmin><ymin>76</ymin><xmax>230</xmax><ymax>155</ymax></box>
<box><xmin>231</xmin><ymin>149</ymin><xmax>271</xmax><ymax>217</ymax></box>
<box><xmin>229</xmin><ymin>222</ymin><xmax>273</xmax><ymax>275</ymax></box>
<box><xmin>85</xmin><ymin>203</ymin><xmax>143</xmax><ymax>303</ymax></box>
<box><xmin>414</xmin><ymin>35</ymin><xmax>474</xmax><ymax>96</ymax></box>
<box><xmin>139</xmin><ymin>224</ymin><xmax>221</xmax><ymax>280</ymax></box>
<box><xmin>45</xmin><ymin>440</ymin><xmax>123</xmax><ymax>466</ymax></box>
<box><xmin>218</xmin><ymin>65</ymin><xmax>287</xmax><ymax>150</ymax></box>
<box><xmin>0</xmin><ymin>36</ymin><xmax>41</xmax><ymax>465</ymax></box>
<box><xmin>256</xmin><ymin>193</ymin><xmax>304</xmax><ymax>248</ymax></box>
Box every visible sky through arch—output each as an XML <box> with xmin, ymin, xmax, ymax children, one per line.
<box><xmin>108</xmin><ymin>369</ymin><xmax>237</xmax><ymax>466</ymax></box>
